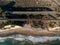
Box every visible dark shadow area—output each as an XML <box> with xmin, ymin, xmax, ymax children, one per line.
<box><xmin>11</xmin><ymin>21</ymin><xmax>26</xmax><ymax>26</ymax></box>
<box><xmin>6</xmin><ymin>14</ymin><xmax>28</xmax><ymax>19</ymax></box>
<box><xmin>0</xmin><ymin>1</ymin><xmax>15</xmax><ymax>11</ymax></box>
<box><xmin>0</xmin><ymin>1</ymin><xmax>54</xmax><ymax>26</ymax></box>
<box><xmin>7</xmin><ymin>7</ymin><xmax>53</xmax><ymax>11</ymax></box>
<box><xmin>0</xmin><ymin>1</ymin><xmax>53</xmax><ymax>12</ymax></box>
<box><xmin>0</xmin><ymin>2</ymin><xmax>53</xmax><ymax>11</ymax></box>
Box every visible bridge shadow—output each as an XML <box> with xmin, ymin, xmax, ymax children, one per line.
<box><xmin>0</xmin><ymin>1</ymin><xmax>54</xmax><ymax>12</ymax></box>
<box><xmin>0</xmin><ymin>1</ymin><xmax>15</xmax><ymax>11</ymax></box>
<box><xmin>0</xmin><ymin>1</ymin><xmax>54</xmax><ymax>26</ymax></box>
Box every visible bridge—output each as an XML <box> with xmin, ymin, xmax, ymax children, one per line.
<box><xmin>0</xmin><ymin>0</ymin><xmax>60</xmax><ymax>31</ymax></box>
<box><xmin>5</xmin><ymin>19</ymin><xmax>60</xmax><ymax>21</ymax></box>
<box><xmin>5</xmin><ymin>11</ymin><xmax>60</xmax><ymax>15</ymax></box>
<box><xmin>5</xmin><ymin>11</ymin><xmax>60</xmax><ymax>20</ymax></box>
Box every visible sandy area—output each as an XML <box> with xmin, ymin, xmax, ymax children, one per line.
<box><xmin>0</xmin><ymin>28</ymin><xmax>60</xmax><ymax>37</ymax></box>
<box><xmin>0</xmin><ymin>25</ymin><xmax>60</xmax><ymax>37</ymax></box>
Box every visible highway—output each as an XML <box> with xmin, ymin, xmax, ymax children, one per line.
<box><xmin>0</xmin><ymin>19</ymin><xmax>60</xmax><ymax>21</ymax></box>
<box><xmin>5</xmin><ymin>11</ymin><xmax>60</xmax><ymax>15</ymax></box>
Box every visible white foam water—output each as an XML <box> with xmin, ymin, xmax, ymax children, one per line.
<box><xmin>0</xmin><ymin>34</ymin><xmax>60</xmax><ymax>43</ymax></box>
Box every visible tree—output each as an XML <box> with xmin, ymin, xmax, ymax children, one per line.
<box><xmin>0</xmin><ymin>7</ymin><xmax>6</xmax><ymax>19</ymax></box>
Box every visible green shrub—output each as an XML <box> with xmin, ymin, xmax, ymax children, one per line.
<box><xmin>0</xmin><ymin>8</ymin><xmax>3</xmax><ymax>14</ymax></box>
<box><xmin>49</xmin><ymin>22</ymin><xmax>55</xmax><ymax>28</ymax></box>
<box><xmin>0</xmin><ymin>21</ymin><xmax>14</xmax><ymax>29</ymax></box>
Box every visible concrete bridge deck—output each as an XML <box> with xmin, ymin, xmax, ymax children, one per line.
<box><xmin>5</xmin><ymin>11</ymin><xmax>60</xmax><ymax>15</ymax></box>
<box><xmin>0</xmin><ymin>19</ymin><xmax>60</xmax><ymax>21</ymax></box>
